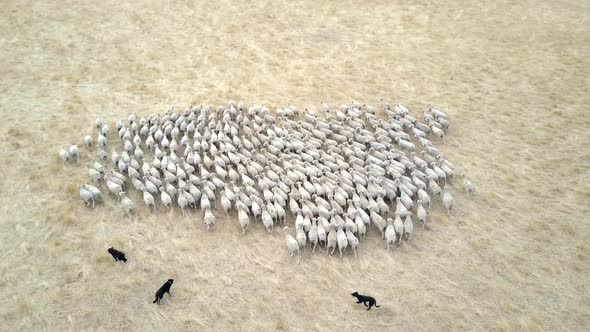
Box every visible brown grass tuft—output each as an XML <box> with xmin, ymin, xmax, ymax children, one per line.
<box><xmin>16</xmin><ymin>299</ymin><xmax>31</xmax><ymax>315</ymax></box>
<box><xmin>275</xmin><ymin>318</ymin><xmax>286</xmax><ymax>331</ymax></box>
<box><xmin>65</xmin><ymin>183</ymin><xmax>77</xmax><ymax>196</ymax></box>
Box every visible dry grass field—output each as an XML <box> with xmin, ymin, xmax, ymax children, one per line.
<box><xmin>0</xmin><ymin>0</ymin><xmax>589</xmax><ymax>330</ymax></box>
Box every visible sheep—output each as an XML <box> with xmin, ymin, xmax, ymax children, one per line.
<box><xmin>417</xmin><ymin>189</ymin><xmax>431</xmax><ymax>209</ymax></box>
<box><xmin>431</xmin><ymin>125</ymin><xmax>444</xmax><ymax>140</ymax></box>
<box><xmin>82</xmin><ymin>184</ymin><xmax>103</xmax><ymax>203</ymax></box>
<box><xmin>238</xmin><ymin>208</ymin><xmax>250</xmax><ymax>235</ymax></box>
<box><xmin>177</xmin><ymin>191</ymin><xmax>188</xmax><ymax>217</ymax></box>
<box><xmin>59</xmin><ymin>148</ymin><xmax>70</xmax><ymax>164</ymax></box>
<box><xmin>385</xmin><ymin>219</ymin><xmax>396</xmax><ymax>250</ymax></box>
<box><xmin>345</xmin><ymin>216</ymin><xmax>357</xmax><ymax>234</ymax></box>
<box><xmin>184</xmin><ymin>190</ymin><xmax>197</xmax><ymax>209</ymax></box>
<box><xmin>200</xmin><ymin>194</ymin><xmax>211</xmax><ymax>212</ymax></box>
<box><xmin>395</xmin><ymin>197</ymin><xmax>408</xmax><ymax>218</ymax></box>
<box><xmin>96</xmin><ymin>146</ymin><xmax>108</xmax><ymax>162</ymax></box>
<box><xmin>403</xmin><ymin>215</ymin><xmax>413</xmax><ymax>242</ymax></box>
<box><xmin>336</xmin><ymin>225</ymin><xmax>348</xmax><ymax>258</ymax></box>
<box><xmin>345</xmin><ymin>229</ymin><xmax>359</xmax><ymax>257</ymax></box>
<box><xmin>78</xmin><ymin>185</ymin><xmax>95</xmax><ymax>208</ymax></box>
<box><xmin>95</xmin><ymin>116</ymin><xmax>103</xmax><ymax>129</ymax></box>
<box><xmin>118</xmin><ymin>192</ymin><xmax>135</xmax><ymax>216</ymax></box>
<box><xmin>416</xmin><ymin>200</ymin><xmax>427</xmax><ymax>229</ymax></box>
<box><xmin>106</xmin><ymin>180</ymin><xmax>123</xmax><ymax>199</ymax></box>
<box><xmin>97</xmin><ymin>133</ymin><xmax>107</xmax><ymax>148</ymax></box>
<box><xmin>262</xmin><ymin>209</ymin><xmax>274</xmax><ymax>234</ymax></box>
<box><xmin>430</xmin><ymin>108</ymin><xmax>447</xmax><ymax>119</ymax></box>
<box><xmin>393</xmin><ymin>214</ymin><xmax>404</xmax><ymax>245</ymax></box>
<box><xmin>204</xmin><ymin>207</ymin><xmax>215</xmax><ymax>230</ymax></box>
<box><xmin>93</xmin><ymin>161</ymin><xmax>105</xmax><ymax>174</ymax></box>
<box><xmin>435</xmin><ymin>116</ymin><xmax>450</xmax><ymax>132</ymax></box>
<box><xmin>355</xmin><ymin>216</ymin><xmax>366</xmax><ymax>239</ymax></box>
<box><xmin>220</xmin><ymin>191</ymin><xmax>232</xmax><ymax>217</ymax></box>
<box><xmin>303</xmin><ymin>214</ymin><xmax>312</xmax><ymax>232</ymax></box>
<box><xmin>462</xmin><ymin>175</ymin><xmax>475</xmax><ymax>196</ymax></box>
<box><xmin>400</xmin><ymin>191</ymin><xmax>413</xmax><ymax>211</ymax></box>
<box><xmin>69</xmin><ymin>145</ymin><xmax>79</xmax><ymax>162</ymax></box>
<box><xmin>296</xmin><ymin>224</ymin><xmax>307</xmax><ymax>250</ymax></box>
<box><xmin>428</xmin><ymin>179</ymin><xmax>441</xmax><ymax>197</ymax></box>
<box><xmin>442</xmin><ymin>189</ymin><xmax>453</xmax><ymax>216</ymax></box>
<box><xmin>326</xmin><ymin>226</ymin><xmax>337</xmax><ymax>256</ymax></box>
<box><xmin>274</xmin><ymin>201</ymin><xmax>286</xmax><ymax>225</ymax></box>
<box><xmin>159</xmin><ymin>188</ymin><xmax>172</xmax><ymax>209</ymax></box>
<box><xmin>317</xmin><ymin>218</ymin><xmax>327</xmax><ymax>245</ymax></box>
<box><xmin>142</xmin><ymin>188</ymin><xmax>156</xmax><ymax>212</ymax></box>
<box><xmin>88</xmin><ymin>168</ymin><xmax>102</xmax><ymax>183</ymax></box>
<box><xmin>371</xmin><ymin>211</ymin><xmax>387</xmax><ymax>238</ymax></box>
<box><xmin>283</xmin><ymin>226</ymin><xmax>300</xmax><ymax>264</ymax></box>
<box><xmin>308</xmin><ymin>220</ymin><xmax>319</xmax><ymax>253</ymax></box>
<box><xmin>396</xmin><ymin>137</ymin><xmax>415</xmax><ymax>152</ymax></box>
<box><xmin>84</xmin><ymin>135</ymin><xmax>93</xmax><ymax>149</ymax></box>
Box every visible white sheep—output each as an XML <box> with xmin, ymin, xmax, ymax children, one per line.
<box><xmin>262</xmin><ymin>209</ymin><xmax>274</xmax><ymax>234</ymax></box>
<box><xmin>416</xmin><ymin>200</ymin><xmax>427</xmax><ymax>229</ymax></box>
<box><xmin>274</xmin><ymin>201</ymin><xmax>286</xmax><ymax>225</ymax></box>
<box><xmin>326</xmin><ymin>226</ymin><xmax>337</xmax><ymax>256</ymax></box>
<box><xmin>442</xmin><ymin>189</ymin><xmax>453</xmax><ymax>216</ymax></box>
<box><xmin>317</xmin><ymin>219</ymin><xmax>327</xmax><ymax>245</ymax></box>
<box><xmin>308</xmin><ymin>220</ymin><xmax>319</xmax><ymax>253</ymax></box>
<box><xmin>355</xmin><ymin>216</ymin><xmax>366</xmax><ymax>239</ymax></box>
<box><xmin>78</xmin><ymin>185</ymin><xmax>95</xmax><ymax>208</ymax></box>
<box><xmin>403</xmin><ymin>215</ymin><xmax>413</xmax><ymax>242</ymax></box>
<box><xmin>142</xmin><ymin>188</ymin><xmax>156</xmax><ymax>212</ymax></box>
<box><xmin>82</xmin><ymin>184</ymin><xmax>103</xmax><ymax>204</ymax></box>
<box><xmin>238</xmin><ymin>208</ymin><xmax>250</xmax><ymax>235</ymax></box>
<box><xmin>428</xmin><ymin>179</ymin><xmax>441</xmax><ymax>197</ymax></box>
<box><xmin>204</xmin><ymin>207</ymin><xmax>215</xmax><ymax>230</ymax></box>
<box><xmin>462</xmin><ymin>175</ymin><xmax>475</xmax><ymax>196</ymax></box>
<box><xmin>106</xmin><ymin>180</ymin><xmax>123</xmax><ymax>199</ymax></box>
<box><xmin>371</xmin><ymin>211</ymin><xmax>387</xmax><ymax>238</ymax></box>
<box><xmin>95</xmin><ymin>117</ymin><xmax>103</xmax><ymax>129</ymax></box>
<box><xmin>96</xmin><ymin>146</ymin><xmax>107</xmax><ymax>162</ymax></box>
<box><xmin>220</xmin><ymin>191</ymin><xmax>232</xmax><ymax>217</ymax></box>
<box><xmin>159</xmin><ymin>188</ymin><xmax>172</xmax><ymax>209</ymax></box>
<box><xmin>283</xmin><ymin>226</ymin><xmax>301</xmax><ymax>264</ymax></box>
<box><xmin>177</xmin><ymin>192</ymin><xmax>188</xmax><ymax>217</ymax></box>
<box><xmin>97</xmin><ymin>133</ymin><xmax>107</xmax><ymax>148</ymax></box>
<box><xmin>84</xmin><ymin>135</ymin><xmax>93</xmax><ymax>149</ymax></box>
<box><xmin>431</xmin><ymin>125</ymin><xmax>444</xmax><ymax>140</ymax></box>
<box><xmin>385</xmin><ymin>219</ymin><xmax>396</xmax><ymax>250</ymax></box>
<box><xmin>418</xmin><ymin>189</ymin><xmax>431</xmax><ymax>209</ymax></box>
<box><xmin>296</xmin><ymin>224</ymin><xmax>307</xmax><ymax>250</ymax></box>
<box><xmin>345</xmin><ymin>229</ymin><xmax>359</xmax><ymax>257</ymax></box>
<box><xmin>93</xmin><ymin>161</ymin><xmax>105</xmax><ymax>174</ymax></box>
<box><xmin>200</xmin><ymin>194</ymin><xmax>211</xmax><ymax>212</ymax></box>
<box><xmin>393</xmin><ymin>214</ymin><xmax>404</xmax><ymax>245</ymax></box>
<box><xmin>69</xmin><ymin>145</ymin><xmax>79</xmax><ymax>162</ymax></box>
<box><xmin>396</xmin><ymin>137</ymin><xmax>415</xmax><ymax>152</ymax></box>
<box><xmin>336</xmin><ymin>225</ymin><xmax>348</xmax><ymax>258</ymax></box>
<box><xmin>59</xmin><ymin>148</ymin><xmax>70</xmax><ymax>164</ymax></box>
<box><xmin>88</xmin><ymin>168</ymin><xmax>102</xmax><ymax>183</ymax></box>
<box><xmin>395</xmin><ymin>197</ymin><xmax>408</xmax><ymax>218</ymax></box>
<box><xmin>118</xmin><ymin>192</ymin><xmax>135</xmax><ymax>216</ymax></box>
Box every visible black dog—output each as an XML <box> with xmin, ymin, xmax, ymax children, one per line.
<box><xmin>153</xmin><ymin>279</ymin><xmax>174</xmax><ymax>304</ymax></box>
<box><xmin>351</xmin><ymin>291</ymin><xmax>380</xmax><ymax>310</ymax></box>
<box><xmin>107</xmin><ymin>247</ymin><xmax>127</xmax><ymax>263</ymax></box>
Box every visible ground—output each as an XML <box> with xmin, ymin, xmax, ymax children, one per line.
<box><xmin>0</xmin><ymin>0</ymin><xmax>588</xmax><ymax>331</ymax></box>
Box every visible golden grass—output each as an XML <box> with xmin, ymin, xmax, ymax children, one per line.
<box><xmin>0</xmin><ymin>0</ymin><xmax>588</xmax><ymax>331</ymax></box>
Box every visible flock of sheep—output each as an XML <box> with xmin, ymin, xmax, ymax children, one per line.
<box><xmin>59</xmin><ymin>100</ymin><xmax>475</xmax><ymax>263</ymax></box>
